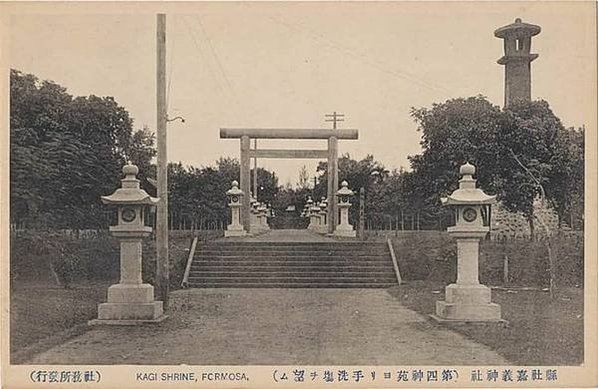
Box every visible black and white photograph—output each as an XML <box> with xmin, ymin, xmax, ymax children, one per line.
<box><xmin>1</xmin><ymin>2</ymin><xmax>596</xmax><ymax>388</ymax></box>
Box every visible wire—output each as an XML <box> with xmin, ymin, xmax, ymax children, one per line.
<box><xmin>194</xmin><ymin>15</ymin><xmax>237</xmax><ymax>103</ymax></box>
<box><xmin>181</xmin><ymin>15</ymin><xmax>227</xmax><ymax>97</ymax></box>
<box><xmin>268</xmin><ymin>14</ymin><xmax>450</xmax><ymax>95</ymax></box>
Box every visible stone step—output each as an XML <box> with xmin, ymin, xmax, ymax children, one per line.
<box><xmin>189</xmin><ymin>271</ymin><xmax>395</xmax><ymax>277</ymax></box>
<box><xmin>191</xmin><ymin>264</ymin><xmax>393</xmax><ymax>271</ymax></box>
<box><xmin>194</xmin><ymin>254</ymin><xmax>389</xmax><ymax>260</ymax></box>
<box><xmin>197</xmin><ymin>249</ymin><xmax>389</xmax><ymax>255</ymax></box>
<box><xmin>191</xmin><ymin>259</ymin><xmax>392</xmax><ymax>269</ymax></box>
<box><xmin>200</xmin><ymin>246</ymin><xmax>387</xmax><ymax>252</ymax></box>
<box><xmin>186</xmin><ymin>283</ymin><xmax>396</xmax><ymax>288</ymax></box>
<box><xmin>187</xmin><ymin>277</ymin><xmax>396</xmax><ymax>285</ymax></box>
<box><xmin>203</xmin><ymin>241</ymin><xmax>382</xmax><ymax>246</ymax></box>
<box><xmin>187</xmin><ymin>240</ymin><xmax>395</xmax><ymax>289</ymax></box>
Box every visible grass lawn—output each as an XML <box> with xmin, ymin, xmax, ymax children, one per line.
<box><xmin>10</xmin><ymin>280</ymin><xmax>112</xmax><ymax>363</ymax></box>
<box><xmin>388</xmin><ymin>281</ymin><xmax>584</xmax><ymax>365</ymax></box>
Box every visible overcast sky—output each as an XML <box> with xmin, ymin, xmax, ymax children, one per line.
<box><xmin>8</xmin><ymin>2</ymin><xmax>596</xmax><ymax>186</ymax></box>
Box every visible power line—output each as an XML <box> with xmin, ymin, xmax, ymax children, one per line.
<box><xmin>194</xmin><ymin>15</ymin><xmax>240</xmax><ymax>108</ymax></box>
<box><xmin>268</xmin><ymin>15</ymin><xmax>450</xmax><ymax>95</ymax></box>
<box><xmin>181</xmin><ymin>15</ymin><xmax>227</xmax><ymax>98</ymax></box>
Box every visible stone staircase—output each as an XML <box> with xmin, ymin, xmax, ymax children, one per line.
<box><xmin>186</xmin><ymin>241</ymin><xmax>397</xmax><ymax>288</ymax></box>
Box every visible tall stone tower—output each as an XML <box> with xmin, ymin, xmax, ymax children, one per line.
<box><xmin>494</xmin><ymin>18</ymin><xmax>541</xmax><ymax>107</ymax></box>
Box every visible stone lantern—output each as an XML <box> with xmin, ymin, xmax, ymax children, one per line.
<box><xmin>309</xmin><ymin>202</ymin><xmax>321</xmax><ymax>231</ymax></box>
<box><xmin>433</xmin><ymin>162</ymin><xmax>501</xmax><ymax>322</ymax></box>
<box><xmin>91</xmin><ymin>164</ymin><xmax>164</xmax><ymax>325</ymax></box>
<box><xmin>334</xmin><ymin>181</ymin><xmax>356</xmax><ymax>237</ymax></box>
<box><xmin>249</xmin><ymin>194</ymin><xmax>260</xmax><ymax>232</ymax></box>
<box><xmin>225</xmin><ymin>180</ymin><xmax>246</xmax><ymax>237</ymax></box>
<box><xmin>317</xmin><ymin>197</ymin><xmax>328</xmax><ymax>234</ymax></box>
<box><xmin>257</xmin><ymin>202</ymin><xmax>270</xmax><ymax>230</ymax></box>
<box><xmin>305</xmin><ymin>197</ymin><xmax>314</xmax><ymax>229</ymax></box>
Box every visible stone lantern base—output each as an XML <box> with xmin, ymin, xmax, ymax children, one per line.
<box><xmin>433</xmin><ymin>284</ymin><xmax>501</xmax><ymax>322</ymax></box>
<box><xmin>225</xmin><ymin>225</ymin><xmax>247</xmax><ymax>237</ymax></box>
<box><xmin>333</xmin><ymin>225</ymin><xmax>356</xmax><ymax>238</ymax></box>
<box><xmin>89</xmin><ymin>284</ymin><xmax>166</xmax><ymax>325</ymax></box>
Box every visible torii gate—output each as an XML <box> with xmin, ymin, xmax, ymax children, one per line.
<box><xmin>220</xmin><ymin>128</ymin><xmax>359</xmax><ymax>234</ymax></box>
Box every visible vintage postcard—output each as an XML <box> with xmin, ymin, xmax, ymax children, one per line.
<box><xmin>1</xmin><ymin>1</ymin><xmax>596</xmax><ymax>388</ymax></box>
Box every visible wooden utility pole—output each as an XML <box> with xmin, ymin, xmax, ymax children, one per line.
<box><xmin>156</xmin><ymin>13</ymin><xmax>169</xmax><ymax>307</ymax></box>
<box><xmin>325</xmin><ymin>111</ymin><xmax>345</xmax><ymax>129</ymax></box>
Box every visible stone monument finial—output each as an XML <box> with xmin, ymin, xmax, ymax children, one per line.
<box><xmin>460</xmin><ymin>162</ymin><xmax>476</xmax><ymax>177</ymax></box>
<box><xmin>123</xmin><ymin>163</ymin><xmax>139</xmax><ymax>177</ymax></box>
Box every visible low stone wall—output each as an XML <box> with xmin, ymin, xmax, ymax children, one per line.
<box><xmin>491</xmin><ymin>201</ymin><xmax>560</xmax><ymax>240</ymax></box>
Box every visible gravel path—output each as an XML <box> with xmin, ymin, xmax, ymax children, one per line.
<box><xmin>28</xmin><ymin>288</ymin><xmax>508</xmax><ymax>365</ymax></box>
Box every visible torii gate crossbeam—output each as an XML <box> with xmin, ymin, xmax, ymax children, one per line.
<box><xmin>220</xmin><ymin>128</ymin><xmax>359</xmax><ymax>234</ymax></box>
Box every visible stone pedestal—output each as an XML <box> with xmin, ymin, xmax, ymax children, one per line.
<box><xmin>315</xmin><ymin>211</ymin><xmax>328</xmax><ymax>234</ymax></box>
<box><xmin>91</xmin><ymin>231</ymin><xmax>165</xmax><ymax>325</ymax></box>
<box><xmin>93</xmin><ymin>233</ymin><xmax>165</xmax><ymax>324</ymax></box>
<box><xmin>435</xmin><ymin>284</ymin><xmax>501</xmax><ymax>321</ymax></box>
<box><xmin>308</xmin><ymin>212</ymin><xmax>320</xmax><ymax>231</ymax></box>
<box><xmin>434</xmin><ymin>231</ymin><xmax>501</xmax><ymax>322</ymax></box>
<box><xmin>334</xmin><ymin>203</ymin><xmax>356</xmax><ymax>237</ymax></box>
<box><xmin>97</xmin><ymin>284</ymin><xmax>164</xmax><ymax>323</ymax></box>
<box><xmin>225</xmin><ymin>204</ymin><xmax>246</xmax><ymax>237</ymax></box>
<box><xmin>258</xmin><ymin>206</ymin><xmax>270</xmax><ymax>230</ymax></box>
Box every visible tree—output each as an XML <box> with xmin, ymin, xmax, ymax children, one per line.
<box><xmin>495</xmin><ymin>100</ymin><xmax>577</xmax><ymax>233</ymax></box>
<box><xmin>297</xmin><ymin>165</ymin><xmax>310</xmax><ymax>189</ymax></box>
<box><xmin>126</xmin><ymin>126</ymin><xmax>157</xmax><ymax>192</ymax></box>
<box><xmin>407</xmin><ymin>95</ymin><xmax>583</xmax><ymax>233</ymax></box>
<box><xmin>10</xmin><ymin>69</ymin><xmax>155</xmax><ymax>229</ymax></box>
<box><xmin>316</xmin><ymin>154</ymin><xmax>388</xmax><ymax>224</ymax></box>
<box><xmin>409</xmin><ymin>95</ymin><xmax>503</xmax><ymax>211</ymax></box>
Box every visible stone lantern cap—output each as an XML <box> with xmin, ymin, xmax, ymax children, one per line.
<box><xmin>336</xmin><ymin>181</ymin><xmax>354</xmax><ymax>197</ymax></box>
<box><xmin>306</xmin><ymin>197</ymin><xmax>313</xmax><ymax>205</ymax></box>
<box><xmin>494</xmin><ymin>18</ymin><xmax>541</xmax><ymax>38</ymax></box>
<box><xmin>226</xmin><ymin>180</ymin><xmax>244</xmax><ymax>196</ymax></box>
<box><xmin>441</xmin><ymin>163</ymin><xmax>496</xmax><ymax>206</ymax></box>
<box><xmin>101</xmin><ymin>164</ymin><xmax>158</xmax><ymax>206</ymax></box>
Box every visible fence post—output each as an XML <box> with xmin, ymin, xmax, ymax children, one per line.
<box><xmin>503</xmin><ymin>254</ymin><xmax>509</xmax><ymax>284</ymax></box>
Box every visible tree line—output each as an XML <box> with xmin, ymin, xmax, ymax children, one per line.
<box><xmin>10</xmin><ymin>71</ymin><xmax>583</xmax><ymax>232</ymax></box>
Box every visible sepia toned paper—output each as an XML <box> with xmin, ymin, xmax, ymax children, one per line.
<box><xmin>1</xmin><ymin>1</ymin><xmax>596</xmax><ymax>388</ymax></box>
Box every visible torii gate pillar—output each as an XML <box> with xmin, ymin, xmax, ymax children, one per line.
<box><xmin>240</xmin><ymin>135</ymin><xmax>251</xmax><ymax>232</ymax></box>
<box><xmin>327</xmin><ymin>136</ymin><xmax>339</xmax><ymax>234</ymax></box>
<box><xmin>221</xmin><ymin>128</ymin><xmax>358</xmax><ymax>234</ymax></box>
